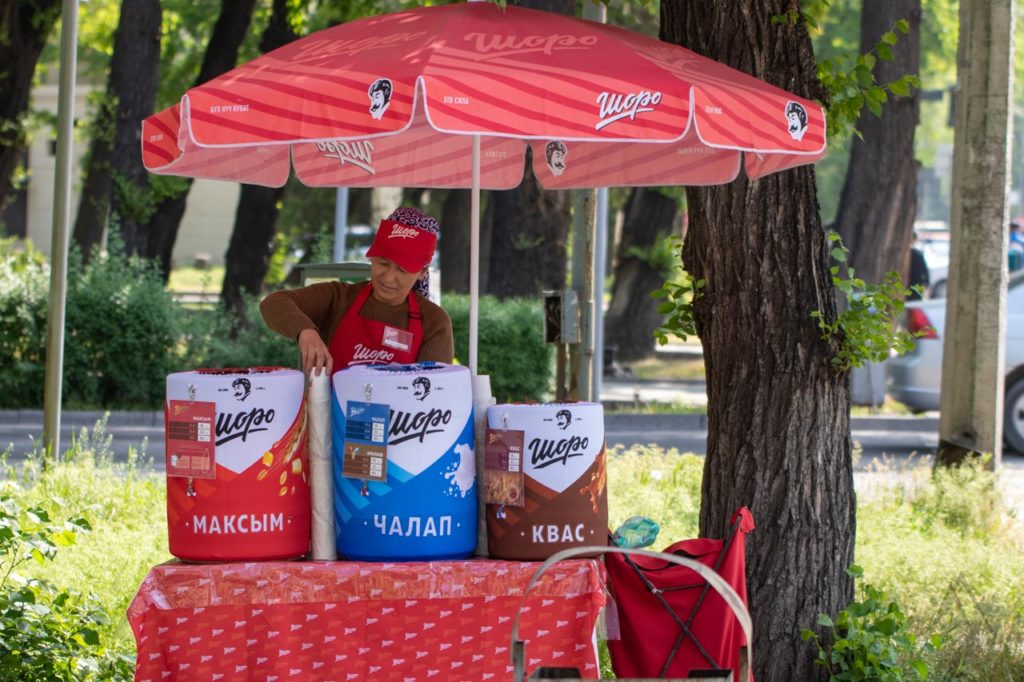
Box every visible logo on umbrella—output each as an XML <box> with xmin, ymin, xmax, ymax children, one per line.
<box><xmin>316</xmin><ymin>139</ymin><xmax>375</xmax><ymax>175</ymax></box>
<box><xmin>595</xmin><ymin>90</ymin><xmax>663</xmax><ymax>131</ymax></box>
<box><xmin>368</xmin><ymin>78</ymin><xmax>393</xmax><ymax>120</ymax></box>
<box><xmin>785</xmin><ymin>101</ymin><xmax>808</xmax><ymax>142</ymax></box>
<box><xmin>545</xmin><ymin>141</ymin><xmax>567</xmax><ymax>177</ymax></box>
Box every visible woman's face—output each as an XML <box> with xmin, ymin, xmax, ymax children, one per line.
<box><xmin>369</xmin><ymin>257</ymin><xmax>424</xmax><ymax>305</ymax></box>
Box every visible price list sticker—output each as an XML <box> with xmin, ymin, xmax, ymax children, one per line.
<box><xmin>483</xmin><ymin>428</ymin><xmax>525</xmax><ymax>507</ymax></box>
<box><xmin>342</xmin><ymin>401</ymin><xmax>390</xmax><ymax>483</ymax></box>
<box><xmin>166</xmin><ymin>400</ymin><xmax>216</xmax><ymax>479</ymax></box>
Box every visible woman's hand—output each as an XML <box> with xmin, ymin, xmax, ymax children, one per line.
<box><xmin>298</xmin><ymin>329</ymin><xmax>333</xmax><ymax>376</ymax></box>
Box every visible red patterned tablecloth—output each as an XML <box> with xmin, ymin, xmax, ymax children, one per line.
<box><xmin>128</xmin><ymin>559</ymin><xmax>605</xmax><ymax>681</ymax></box>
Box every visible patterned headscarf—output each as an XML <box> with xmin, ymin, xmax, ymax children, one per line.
<box><xmin>385</xmin><ymin>207</ymin><xmax>439</xmax><ymax>299</ymax></box>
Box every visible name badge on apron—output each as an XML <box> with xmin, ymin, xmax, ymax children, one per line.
<box><xmin>381</xmin><ymin>325</ymin><xmax>414</xmax><ymax>352</ymax></box>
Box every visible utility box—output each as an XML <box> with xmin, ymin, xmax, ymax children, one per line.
<box><xmin>297</xmin><ymin>262</ymin><xmax>371</xmax><ymax>286</ymax></box>
<box><xmin>543</xmin><ymin>289</ymin><xmax>580</xmax><ymax>344</ymax></box>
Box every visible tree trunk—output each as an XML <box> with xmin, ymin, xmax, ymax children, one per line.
<box><xmin>486</xmin><ymin>155</ymin><xmax>570</xmax><ymax>298</ymax></box>
<box><xmin>141</xmin><ymin>0</ymin><xmax>257</xmax><ymax>276</ymax></box>
<box><xmin>220</xmin><ymin>0</ymin><xmax>299</xmax><ymax>318</ymax></box>
<box><xmin>832</xmin><ymin>0</ymin><xmax>921</xmax><ymax>284</ymax></box>
<box><xmin>661</xmin><ymin>3</ymin><xmax>856</xmax><ymax>680</ymax></box>
<box><xmin>485</xmin><ymin>0</ymin><xmax>575</xmax><ymax>299</ymax></box>
<box><xmin>440</xmin><ymin>189</ymin><xmax>472</xmax><ymax>294</ymax></box>
<box><xmin>0</xmin><ymin>0</ymin><xmax>61</xmax><ymax>209</ymax></box>
<box><xmin>605</xmin><ymin>188</ymin><xmax>678</xmax><ymax>361</ymax></box>
<box><xmin>74</xmin><ymin>0</ymin><xmax>162</xmax><ymax>259</ymax></box>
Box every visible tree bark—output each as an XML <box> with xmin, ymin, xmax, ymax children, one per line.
<box><xmin>486</xmin><ymin>155</ymin><xmax>570</xmax><ymax>298</ymax></box>
<box><xmin>484</xmin><ymin>0</ymin><xmax>575</xmax><ymax>299</ymax></box>
<box><xmin>832</xmin><ymin>0</ymin><xmax>921</xmax><ymax>285</ymax></box>
<box><xmin>220</xmin><ymin>0</ymin><xmax>299</xmax><ymax>318</ymax></box>
<box><xmin>661</xmin><ymin>3</ymin><xmax>855</xmax><ymax>680</ymax></box>
<box><xmin>440</xmin><ymin>189</ymin><xmax>472</xmax><ymax>294</ymax></box>
<box><xmin>605</xmin><ymin>188</ymin><xmax>678</xmax><ymax>361</ymax></box>
<box><xmin>142</xmin><ymin>0</ymin><xmax>257</xmax><ymax>276</ymax></box>
<box><xmin>0</xmin><ymin>0</ymin><xmax>61</xmax><ymax>209</ymax></box>
<box><xmin>74</xmin><ymin>0</ymin><xmax>162</xmax><ymax>259</ymax></box>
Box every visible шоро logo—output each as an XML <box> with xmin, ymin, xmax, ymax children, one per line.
<box><xmin>555</xmin><ymin>409</ymin><xmax>572</xmax><ymax>430</ymax></box>
<box><xmin>412</xmin><ymin>377</ymin><xmax>431</xmax><ymax>401</ymax></box>
<box><xmin>785</xmin><ymin>101</ymin><xmax>808</xmax><ymax>142</ymax></box>
<box><xmin>232</xmin><ymin>378</ymin><xmax>251</xmax><ymax>401</ymax></box>
<box><xmin>368</xmin><ymin>78</ymin><xmax>393</xmax><ymax>120</ymax></box>
<box><xmin>545</xmin><ymin>141</ymin><xmax>567</xmax><ymax>177</ymax></box>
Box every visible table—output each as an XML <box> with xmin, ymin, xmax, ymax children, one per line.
<box><xmin>128</xmin><ymin>559</ymin><xmax>605</xmax><ymax>681</ymax></box>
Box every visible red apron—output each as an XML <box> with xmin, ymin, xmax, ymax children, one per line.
<box><xmin>328</xmin><ymin>283</ymin><xmax>423</xmax><ymax>368</ymax></box>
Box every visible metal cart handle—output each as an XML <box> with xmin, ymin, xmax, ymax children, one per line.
<box><xmin>511</xmin><ymin>545</ymin><xmax>753</xmax><ymax>682</ymax></box>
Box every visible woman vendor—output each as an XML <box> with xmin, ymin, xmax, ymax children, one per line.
<box><xmin>260</xmin><ymin>207</ymin><xmax>454</xmax><ymax>375</ymax></box>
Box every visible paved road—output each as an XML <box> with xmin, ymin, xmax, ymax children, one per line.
<box><xmin>0</xmin><ymin>410</ymin><xmax>969</xmax><ymax>469</ymax></box>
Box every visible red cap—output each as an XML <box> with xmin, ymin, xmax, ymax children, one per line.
<box><xmin>366</xmin><ymin>219</ymin><xmax>437</xmax><ymax>272</ymax></box>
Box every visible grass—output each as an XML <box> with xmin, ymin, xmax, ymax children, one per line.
<box><xmin>6</xmin><ymin>418</ymin><xmax>1022</xmax><ymax>679</ymax></box>
<box><xmin>629</xmin><ymin>355</ymin><xmax>706</xmax><ymax>381</ymax></box>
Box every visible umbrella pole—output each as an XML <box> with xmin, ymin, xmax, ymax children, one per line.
<box><xmin>470</xmin><ymin>135</ymin><xmax>481</xmax><ymax>374</ymax></box>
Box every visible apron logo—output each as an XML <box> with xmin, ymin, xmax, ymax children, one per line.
<box><xmin>315</xmin><ymin>140</ymin><xmax>375</xmax><ymax>175</ymax></box>
<box><xmin>463</xmin><ymin>32</ymin><xmax>597</xmax><ymax>60</ymax></box>
<box><xmin>595</xmin><ymin>90</ymin><xmax>663</xmax><ymax>131</ymax></box>
<box><xmin>351</xmin><ymin>343</ymin><xmax>395</xmax><ymax>364</ymax></box>
<box><xmin>785</xmin><ymin>101</ymin><xmax>808</xmax><ymax>141</ymax></box>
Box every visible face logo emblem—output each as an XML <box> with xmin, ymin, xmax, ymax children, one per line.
<box><xmin>785</xmin><ymin>101</ymin><xmax>808</xmax><ymax>142</ymax></box>
<box><xmin>545</xmin><ymin>140</ymin><xmax>567</xmax><ymax>177</ymax></box>
<box><xmin>368</xmin><ymin>78</ymin><xmax>393</xmax><ymax>120</ymax></box>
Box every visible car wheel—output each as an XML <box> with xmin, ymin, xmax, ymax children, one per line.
<box><xmin>1006</xmin><ymin>376</ymin><xmax>1024</xmax><ymax>453</ymax></box>
<box><xmin>930</xmin><ymin>279</ymin><xmax>947</xmax><ymax>299</ymax></box>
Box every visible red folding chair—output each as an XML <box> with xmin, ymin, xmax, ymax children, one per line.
<box><xmin>606</xmin><ymin>508</ymin><xmax>755</xmax><ymax>680</ymax></box>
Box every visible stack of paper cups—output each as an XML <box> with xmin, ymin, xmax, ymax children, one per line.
<box><xmin>307</xmin><ymin>371</ymin><xmax>335</xmax><ymax>560</ymax></box>
<box><xmin>472</xmin><ymin>374</ymin><xmax>496</xmax><ymax>556</ymax></box>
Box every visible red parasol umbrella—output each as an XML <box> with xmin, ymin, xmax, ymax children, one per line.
<box><xmin>142</xmin><ymin>1</ymin><xmax>826</xmax><ymax>370</ymax></box>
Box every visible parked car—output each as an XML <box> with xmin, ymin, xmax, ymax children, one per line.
<box><xmin>887</xmin><ymin>269</ymin><xmax>1024</xmax><ymax>452</ymax></box>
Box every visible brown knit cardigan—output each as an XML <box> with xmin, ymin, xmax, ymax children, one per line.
<box><xmin>259</xmin><ymin>281</ymin><xmax>454</xmax><ymax>363</ymax></box>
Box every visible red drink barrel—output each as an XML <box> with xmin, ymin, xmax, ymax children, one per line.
<box><xmin>166</xmin><ymin>368</ymin><xmax>310</xmax><ymax>562</ymax></box>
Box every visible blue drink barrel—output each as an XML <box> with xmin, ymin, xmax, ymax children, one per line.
<box><xmin>331</xmin><ymin>363</ymin><xmax>477</xmax><ymax>560</ymax></box>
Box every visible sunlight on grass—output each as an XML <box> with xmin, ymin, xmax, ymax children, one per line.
<box><xmin>167</xmin><ymin>265</ymin><xmax>224</xmax><ymax>292</ymax></box>
<box><xmin>630</xmin><ymin>355</ymin><xmax>706</xmax><ymax>381</ymax></box>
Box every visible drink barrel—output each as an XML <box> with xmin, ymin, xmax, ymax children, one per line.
<box><xmin>332</xmin><ymin>362</ymin><xmax>476</xmax><ymax>561</ymax></box>
<box><xmin>486</xmin><ymin>402</ymin><xmax>608</xmax><ymax>560</ymax></box>
<box><xmin>165</xmin><ymin>368</ymin><xmax>310</xmax><ymax>562</ymax></box>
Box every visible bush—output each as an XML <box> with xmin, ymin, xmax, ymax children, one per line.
<box><xmin>0</xmin><ymin>487</ymin><xmax>133</xmax><ymax>681</ymax></box>
<box><xmin>444</xmin><ymin>294</ymin><xmax>552</xmax><ymax>402</ymax></box>
<box><xmin>62</xmin><ymin>246</ymin><xmax>182</xmax><ymax>409</ymax></box>
<box><xmin>0</xmin><ymin>240</ymin><xmax>49</xmax><ymax>407</ymax></box>
<box><xmin>178</xmin><ymin>294</ymin><xmax>297</xmax><ymax>371</ymax></box>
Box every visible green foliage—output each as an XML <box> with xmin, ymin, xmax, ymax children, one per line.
<box><xmin>650</xmin><ymin>236</ymin><xmax>704</xmax><ymax>345</ymax></box>
<box><xmin>0</xmin><ymin>240</ymin><xmax>50</xmax><ymax>406</ymax></box>
<box><xmin>180</xmin><ymin>296</ymin><xmax>298</xmax><ymax>371</ymax></box>
<box><xmin>802</xmin><ymin>565</ymin><xmax>941</xmax><ymax>681</ymax></box>
<box><xmin>812</xmin><ymin>232</ymin><xmax>924</xmax><ymax>372</ymax></box>
<box><xmin>624</xmin><ymin>232</ymin><xmax>679</xmax><ymax>274</ymax></box>
<box><xmin>0</xmin><ymin>488</ymin><xmax>132</xmax><ymax>681</ymax></box>
<box><xmin>445</xmin><ymin>294</ymin><xmax>552</xmax><ymax>402</ymax></box>
<box><xmin>62</xmin><ymin>241</ymin><xmax>182</xmax><ymax>409</ymax></box>
<box><xmin>817</xmin><ymin>18</ymin><xmax>921</xmax><ymax>141</ymax></box>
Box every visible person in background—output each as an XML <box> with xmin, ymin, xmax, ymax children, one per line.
<box><xmin>260</xmin><ymin>207</ymin><xmax>454</xmax><ymax>375</ymax></box>
<box><xmin>1010</xmin><ymin>221</ymin><xmax>1024</xmax><ymax>272</ymax></box>
<box><xmin>908</xmin><ymin>231</ymin><xmax>930</xmax><ymax>300</ymax></box>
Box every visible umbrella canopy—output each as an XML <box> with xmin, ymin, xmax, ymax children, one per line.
<box><xmin>142</xmin><ymin>2</ymin><xmax>825</xmax><ymax>189</ymax></box>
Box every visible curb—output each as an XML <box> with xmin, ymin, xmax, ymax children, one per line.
<box><xmin>0</xmin><ymin>410</ymin><xmax>938</xmax><ymax>433</ymax></box>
